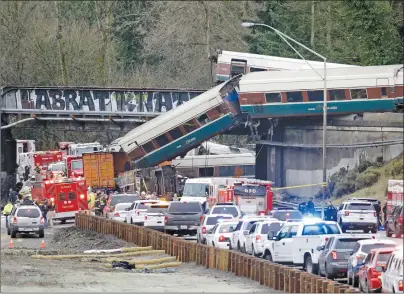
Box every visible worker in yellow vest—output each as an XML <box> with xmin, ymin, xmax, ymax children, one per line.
<box><xmin>87</xmin><ymin>187</ymin><xmax>96</xmax><ymax>211</ymax></box>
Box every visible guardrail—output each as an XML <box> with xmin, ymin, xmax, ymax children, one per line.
<box><xmin>75</xmin><ymin>214</ymin><xmax>360</xmax><ymax>293</ymax></box>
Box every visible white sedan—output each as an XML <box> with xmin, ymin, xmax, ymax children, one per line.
<box><xmin>206</xmin><ymin>220</ymin><xmax>239</xmax><ymax>249</ymax></box>
<box><xmin>109</xmin><ymin>203</ymin><xmax>132</xmax><ymax>222</ymax></box>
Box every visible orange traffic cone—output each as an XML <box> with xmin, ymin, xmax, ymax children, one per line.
<box><xmin>40</xmin><ymin>240</ymin><xmax>46</xmax><ymax>249</ymax></box>
<box><xmin>9</xmin><ymin>239</ymin><xmax>14</xmax><ymax>249</ymax></box>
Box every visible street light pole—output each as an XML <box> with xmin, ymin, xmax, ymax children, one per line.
<box><xmin>241</xmin><ymin>22</ymin><xmax>328</xmax><ymax>218</ymax></box>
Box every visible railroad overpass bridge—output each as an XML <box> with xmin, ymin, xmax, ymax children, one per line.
<box><xmin>1</xmin><ymin>86</ymin><xmax>403</xmax><ymax>199</ymax></box>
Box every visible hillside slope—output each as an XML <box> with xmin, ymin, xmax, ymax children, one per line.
<box><xmin>332</xmin><ymin>153</ymin><xmax>403</xmax><ymax>205</ymax></box>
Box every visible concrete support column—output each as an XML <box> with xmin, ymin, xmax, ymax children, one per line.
<box><xmin>255</xmin><ymin>119</ymin><xmax>285</xmax><ymax>187</ymax></box>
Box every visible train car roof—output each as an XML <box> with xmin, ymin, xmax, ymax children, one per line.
<box><xmin>239</xmin><ymin>64</ymin><xmax>403</xmax><ymax>92</ymax></box>
<box><xmin>218</xmin><ymin>50</ymin><xmax>358</xmax><ymax>70</ymax></box>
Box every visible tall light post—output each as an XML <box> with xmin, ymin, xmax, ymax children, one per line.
<box><xmin>242</xmin><ymin>22</ymin><xmax>328</xmax><ymax>218</ymax></box>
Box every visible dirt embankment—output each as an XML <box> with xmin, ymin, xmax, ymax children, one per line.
<box><xmin>49</xmin><ymin>227</ymin><xmax>132</xmax><ymax>253</ymax></box>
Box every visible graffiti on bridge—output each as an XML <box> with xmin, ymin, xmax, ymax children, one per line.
<box><xmin>1</xmin><ymin>88</ymin><xmax>204</xmax><ymax>113</ymax></box>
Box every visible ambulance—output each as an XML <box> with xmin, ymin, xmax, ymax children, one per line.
<box><xmin>31</xmin><ymin>177</ymin><xmax>88</xmax><ymax>224</ymax></box>
<box><xmin>17</xmin><ymin>151</ymin><xmax>63</xmax><ymax>181</ymax></box>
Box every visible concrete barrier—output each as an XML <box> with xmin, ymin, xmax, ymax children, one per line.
<box><xmin>75</xmin><ymin>214</ymin><xmax>354</xmax><ymax>293</ymax></box>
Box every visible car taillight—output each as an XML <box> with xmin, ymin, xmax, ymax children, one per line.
<box><xmin>164</xmin><ymin>215</ymin><xmax>168</xmax><ymax>224</ymax></box>
<box><xmin>398</xmin><ymin>216</ymin><xmax>403</xmax><ymax>224</ymax></box>
<box><xmin>40</xmin><ymin>217</ymin><xmax>44</xmax><ymax>224</ymax></box>
<box><xmin>144</xmin><ymin>215</ymin><xmax>147</xmax><ymax>220</ymax></box>
<box><xmin>325</xmin><ymin>237</ymin><xmax>329</xmax><ymax>242</ymax></box>
<box><xmin>369</xmin><ymin>268</ymin><xmax>380</xmax><ymax>278</ymax></box>
<box><xmin>136</xmin><ymin>211</ymin><xmax>140</xmax><ymax>216</ymax></box>
<box><xmin>345</xmin><ymin>211</ymin><xmax>350</xmax><ymax>216</ymax></box>
<box><xmin>331</xmin><ymin>251</ymin><xmax>337</xmax><ymax>260</ymax></box>
<box><xmin>13</xmin><ymin>217</ymin><xmax>17</xmax><ymax>224</ymax></box>
<box><xmin>202</xmin><ymin>226</ymin><xmax>206</xmax><ymax>234</ymax></box>
<box><xmin>114</xmin><ymin>212</ymin><xmax>120</xmax><ymax>217</ymax></box>
<box><xmin>374</xmin><ymin>212</ymin><xmax>377</xmax><ymax>217</ymax></box>
<box><xmin>219</xmin><ymin>235</ymin><xmax>227</xmax><ymax>242</ymax></box>
<box><xmin>200</xmin><ymin>215</ymin><xmax>204</xmax><ymax>223</ymax></box>
<box><xmin>256</xmin><ymin>235</ymin><xmax>261</xmax><ymax>241</ymax></box>
<box><xmin>398</xmin><ymin>280</ymin><xmax>403</xmax><ymax>291</ymax></box>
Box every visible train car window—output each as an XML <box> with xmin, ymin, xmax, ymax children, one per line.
<box><xmin>307</xmin><ymin>90</ymin><xmax>324</xmax><ymax>101</ymax></box>
<box><xmin>183</xmin><ymin>120</ymin><xmax>199</xmax><ymax>133</ymax></box>
<box><xmin>230</xmin><ymin>59</ymin><xmax>247</xmax><ymax>77</ymax></box>
<box><xmin>169</xmin><ymin>128</ymin><xmax>183</xmax><ymax>140</ymax></box>
<box><xmin>329</xmin><ymin>89</ymin><xmax>346</xmax><ymax>101</ymax></box>
<box><xmin>265</xmin><ymin>93</ymin><xmax>282</xmax><ymax>103</ymax></box>
<box><xmin>350</xmin><ymin>88</ymin><xmax>368</xmax><ymax>99</ymax></box>
<box><xmin>381</xmin><ymin>87</ymin><xmax>388</xmax><ymax>97</ymax></box>
<box><xmin>199</xmin><ymin>167</ymin><xmax>214</xmax><ymax>177</ymax></box>
<box><xmin>250</xmin><ymin>67</ymin><xmax>266</xmax><ymax>72</ymax></box>
<box><xmin>219</xmin><ymin>166</ymin><xmax>236</xmax><ymax>177</ymax></box>
<box><xmin>286</xmin><ymin>92</ymin><xmax>303</xmax><ymax>103</ymax></box>
<box><xmin>197</xmin><ymin>114</ymin><xmax>210</xmax><ymax>126</ymax></box>
<box><xmin>142</xmin><ymin>141</ymin><xmax>155</xmax><ymax>153</ymax></box>
<box><xmin>155</xmin><ymin>134</ymin><xmax>170</xmax><ymax>147</ymax></box>
<box><xmin>243</xmin><ymin>165</ymin><xmax>255</xmax><ymax>176</ymax></box>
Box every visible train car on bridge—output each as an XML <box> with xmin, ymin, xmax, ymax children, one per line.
<box><xmin>239</xmin><ymin>64</ymin><xmax>404</xmax><ymax>118</ymax></box>
<box><xmin>212</xmin><ymin>50</ymin><xmax>358</xmax><ymax>83</ymax></box>
<box><xmin>118</xmin><ymin>75</ymin><xmax>242</xmax><ymax>169</ymax></box>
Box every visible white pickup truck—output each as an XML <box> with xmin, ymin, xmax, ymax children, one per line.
<box><xmin>262</xmin><ymin>220</ymin><xmax>342</xmax><ymax>274</ymax></box>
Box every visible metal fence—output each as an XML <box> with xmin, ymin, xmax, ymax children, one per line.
<box><xmin>75</xmin><ymin>214</ymin><xmax>360</xmax><ymax>293</ymax></box>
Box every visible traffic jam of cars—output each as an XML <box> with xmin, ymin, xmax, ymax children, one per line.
<box><xmin>105</xmin><ymin>189</ymin><xmax>403</xmax><ymax>294</ymax></box>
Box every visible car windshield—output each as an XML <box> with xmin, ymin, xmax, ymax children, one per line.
<box><xmin>347</xmin><ymin>203</ymin><xmax>374</xmax><ymax>210</ymax></box>
<box><xmin>115</xmin><ymin>203</ymin><xmax>132</xmax><ymax>211</ymax></box>
<box><xmin>71</xmin><ymin>159</ymin><xmax>83</xmax><ymax>170</ymax></box>
<box><xmin>335</xmin><ymin>238</ymin><xmax>370</xmax><ymax>249</ymax></box>
<box><xmin>206</xmin><ymin>216</ymin><xmax>233</xmax><ymax>225</ymax></box>
<box><xmin>17</xmin><ymin>208</ymin><xmax>40</xmax><ymax>218</ymax></box>
<box><xmin>211</xmin><ymin>207</ymin><xmax>238</xmax><ymax>217</ymax></box>
<box><xmin>244</xmin><ymin>221</ymin><xmax>258</xmax><ymax>230</ymax></box>
<box><xmin>362</xmin><ymin>244</ymin><xmax>396</xmax><ymax>253</ymax></box>
<box><xmin>110</xmin><ymin>195</ymin><xmax>139</xmax><ymax>207</ymax></box>
<box><xmin>183</xmin><ymin>183</ymin><xmax>209</xmax><ymax>197</ymax></box>
<box><xmin>302</xmin><ymin>223</ymin><xmax>340</xmax><ymax>235</ymax></box>
<box><xmin>168</xmin><ymin>202</ymin><xmax>202</xmax><ymax>213</ymax></box>
<box><xmin>219</xmin><ymin>223</ymin><xmax>238</xmax><ymax>233</ymax></box>
<box><xmin>48</xmin><ymin>162</ymin><xmax>64</xmax><ymax>171</ymax></box>
<box><xmin>261</xmin><ymin>223</ymin><xmax>283</xmax><ymax>234</ymax></box>
<box><xmin>272</xmin><ymin>211</ymin><xmax>303</xmax><ymax>221</ymax></box>
<box><xmin>377</xmin><ymin>253</ymin><xmax>392</xmax><ymax>263</ymax></box>
<box><xmin>136</xmin><ymin>202</ymin><xmax>158</xmax><ymax>209</ymax></box>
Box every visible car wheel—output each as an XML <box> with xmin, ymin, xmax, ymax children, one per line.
<box><xmin>130</xmin><ymin>218</ymin><xmax>133</xmax><ymax>224</ymax></box>
<box><xmin>252</xmin><ymin>245</ymin><xmax>256</xmax><ymax>257</ymax></box>
<box><xmin>212</xmin><ymin>241</ymin><xmax>215</xmax><ymax>247</ymax></box>
<box><xmin>237</xmin><ymin>241</ymin><xmax>241</xmax><ymax>252</ymax></box>
<box><xmin>228</xmin><ymin>242</ymin><xmax>233</xmax><ymax>251</ymax></box>
<box><xmin>7</xmin><ymin>228</ymin><xmax>11</xmax><ymax>235</ymax></box>
<box><xmin>347</xmin><ymin>271</ymin><xmax>352</xmax><ymax>285</ymax></box>
<box><xmin>242</xmin><ymin>243</ymin><xmax>246</xmax><ymax>254</ymax></box>
<box><xmin>38</xmin><ymin>229</ymin><xmax>44</xmax><ymax>238</ymax></box>
<box><xmin>353</xmin><ymin>275</ymin><xmax>359</xmax><ymax>287</ymax></box>
<box><xmin>325</xmin><ymin>264</ymin><xmax>333</xmax><ymax>280</ymax></box>
<box><xmin>340</xmin><ymin>221</ymin><xmax>346</xmax><ymax>233</ymax></box>
<box><xmin>371</xmin><ymin>228</ymin><xmax>378</xmax><ymax>234</ymax></box>
<box><xmin>304</xmin><ymin>255</ymin><xmax>318</xmax><ymax>274</ymax></box>
<box><xmin>11</xmin><ymin>230</ymin><xmax>17</xmax><ymax>238</ymax></box>
<box><xmin>386</xmin><ymin>227</ymin><xmax>393</xmax><ymax>237</ymax></box>
<box><xmin>266</xmin><ymin>253</ymin><xmax>273</xmax><ymax>262</ymax></box>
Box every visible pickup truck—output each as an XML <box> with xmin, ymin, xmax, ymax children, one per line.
<box><xmin>262</xmin><ymin>220</ymin><xmax>343</xmax><ymax>274</ymax></box>
<box><xmin>164</xmin><ymin>202</ymin><xmax>204</xmax><ymax>236</ymax></box>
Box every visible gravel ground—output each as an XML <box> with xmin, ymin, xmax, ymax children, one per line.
<box><xmin>1</xmin><ymin>226</ymin><xmax>278</xmax><ymax>293</ymax></box>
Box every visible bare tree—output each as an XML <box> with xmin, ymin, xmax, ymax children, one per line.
<box><xmin>54</xmin><ymin>1</ymin><xmax>69</xmax><ymax>85</ymax></box>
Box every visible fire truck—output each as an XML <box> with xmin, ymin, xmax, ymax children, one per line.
<box><xmin>31</xmin><ymin>177</ymin><xmax>88</xmax><ymax>224</ymax></box>
<box><xmin>58</xmin><ymin>142</ymin><xmax>75</xmax><ymax>158</ymax></box>
<box><xmin>387</xmin><ymin>179</ymin><xmax>403</xmax><ymax>210</ymax></box>
<box><xmin>65</xmin><ymin>155</ymin><xmax>83</xmax><ymax>178</ymax></box>
<box><xmin>17</xmin><ymin>151</ymin><xmax>63</xmax><ymax>181</ymax></box>
<box><xmin>214</xmin><ymin>180</ymin><xmax>274</xmax><ymax>215</ymax></box>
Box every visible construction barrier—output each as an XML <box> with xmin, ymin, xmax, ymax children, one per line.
<box><xmin>75</xmin><ymin>214</ymin><xmax>360</xmax><ymax>293</ymax></box>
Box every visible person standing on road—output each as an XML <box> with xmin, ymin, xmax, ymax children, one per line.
<box><xmin>325</xmin><ymin>202</ymin><xmax>337</xmax><ymax>221</ymax></box>
<box><xmin>382</xmin><ymin>201</ymin><xmax>388</xmax><ymax>223</ymax></box>
<box><xmin>40</xmin><ymin>199</ymin><xmax>49</xmax><ymax>227</ymax></box>
<box><xmin>3</xmin><ymin>200</ymin><xmax>13</xmax><ymax>229</ymax></box>
<box><xmin>307</xmin><ymin>198</ymin><xmax>315</xmax><ymax>216</ymax></box>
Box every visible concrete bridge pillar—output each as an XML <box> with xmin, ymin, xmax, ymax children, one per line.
<box><xmin>255</xmin><ymin>119</ymin><xmax>285</xmax><ymax>188</ymax></box>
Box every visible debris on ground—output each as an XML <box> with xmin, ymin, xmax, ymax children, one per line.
<box><xmin>50</xmin><ymin>227</ymin><xmax>133</xmax><ymax>253</ymax></box>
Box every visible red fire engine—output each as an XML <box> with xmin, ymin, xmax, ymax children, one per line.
<box><xmin>31</xmin><ymin>177</ymin><xmax>88</xmax><ymax>223</ymax></box>
<box><xmin>65</xmin><ymin>155</ymin><xmax>83</xmax><ymax>178</ymax></box>
<box><xmin>216</xmin><ymin>180</ymin><xmax>273</xmax><ymax>215</ymax></box>
<box><xmin>17</xmin><ymin>151</ymin><xmax>63</xmax><ymax>181</ymax></box>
